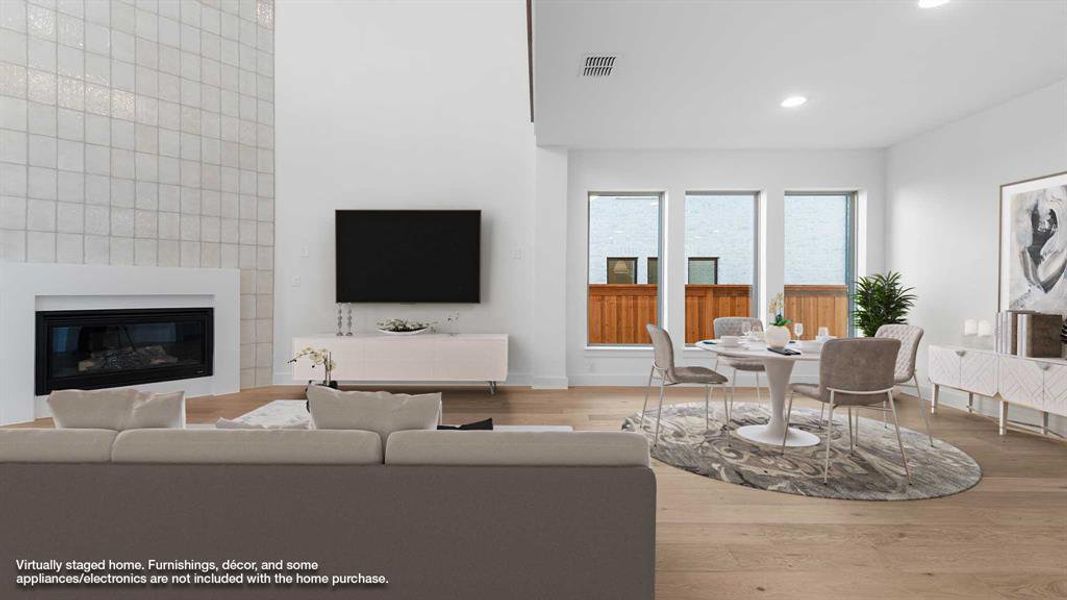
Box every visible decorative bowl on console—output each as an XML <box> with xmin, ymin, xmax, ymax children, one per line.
<box><xmin>377</xmin><ymin>318</ymin><xmax>434</xmax><ymax>336</ymax></box>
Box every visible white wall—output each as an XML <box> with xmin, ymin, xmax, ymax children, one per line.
<box><xmin>887</xmin><ymin>79</ymin><xmax>1067</xmax><ymax>433</ymax></box>
<box><xmin>566</xmin><ymin>149</ymin><xmax>886</xmax><ymax>385</ymax></box>
<box><xmin>273</xmin><ymin>0</ymin><xmax>539</xmax><ymax>384</ymax></box>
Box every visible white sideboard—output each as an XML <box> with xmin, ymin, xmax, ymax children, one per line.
<box><xmin>292</xmin><ymin>334</ymin><xmax>508</xmax><ymax>393</ymax></box>
<box><xmin>928</xmin><ymin>345</ymin><xmax>1066</xmax><ymax>436</ymax></box>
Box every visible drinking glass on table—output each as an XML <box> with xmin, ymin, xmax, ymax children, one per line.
<box><xmin>793</xmin><ymin>322</ymin><xmax>804</xmax><ymax>340</ymax></box>
<box><xmin>741</xmin><ymin>320</ymin><xmax>752</xmax><ymax>338</ymax></box>
<box><xmin>817</xmin><ymin>326</ymin><xmax>829</xmax><ymax>339</ymax></box>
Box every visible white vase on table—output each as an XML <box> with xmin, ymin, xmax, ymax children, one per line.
<box><xmin>765</xmin><ymin>325</ymin><xmax>791</xmax><ymax>349</ymax></box>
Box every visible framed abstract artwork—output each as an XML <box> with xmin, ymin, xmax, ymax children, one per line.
<box><xmin>999</xmin><ymin>171</ymin><xmax>1067</xmax><ymax>311</ymax></box>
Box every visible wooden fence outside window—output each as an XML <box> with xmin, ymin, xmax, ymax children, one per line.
<box><xmin>588</xmin><ymin>284</ymin><xmax>850</xmax><ymax>345</ymax></box>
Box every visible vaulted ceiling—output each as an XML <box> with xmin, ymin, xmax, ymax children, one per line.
<box><xmin>532</xmin><ymin>0</ymin><xmax>1067</xmax><ymax>149</ymax></box>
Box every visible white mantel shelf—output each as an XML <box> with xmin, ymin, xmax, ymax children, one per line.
<box><xmin>292</xmin><ymin>333</ymin><xmax>508</xmax><ymax>394</ymax></box>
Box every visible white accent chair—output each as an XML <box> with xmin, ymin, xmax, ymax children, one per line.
<box><xmin>875</xmin><ymin>324</ymin><xmax>934</xmax><ymax>446</ymax></box>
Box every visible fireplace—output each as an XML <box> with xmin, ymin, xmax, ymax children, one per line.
<box><xmin>35</xmin><ymin>308</ymin><xmax>214</xmax><ymax>395</ymax></box>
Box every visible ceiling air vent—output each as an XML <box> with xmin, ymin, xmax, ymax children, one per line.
<box><xmin>581</xmin><ymin>55</ymin><xmax>617</xmax><ymax>78</ymax></box>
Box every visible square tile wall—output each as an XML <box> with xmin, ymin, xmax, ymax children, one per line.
<box><xmin>0</xmin><ymin>0</ymin><xmax>275</xmax><ymax>389</ymax></box>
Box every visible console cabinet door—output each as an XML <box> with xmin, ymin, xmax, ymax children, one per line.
<box><xmin>959</xmin><ymin>350</ymin><xmax>997</xmax><ymax>396</ymax></box>
<box><xmin>997</xmin><ymin>356</ymin><xmax>1045</xmax><ymax>409</ymax></box>
<box><xmin>1040</xmin><ymin>363</ymin><xmax>1067</xmax><ymax>416</ymax></box>
<box><xmin>928</xmin><ymin>346</ymin><xmax>961</xmax><ymax>388</ymax></box>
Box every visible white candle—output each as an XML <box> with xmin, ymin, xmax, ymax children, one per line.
<box><xmin>977</xmin><ymin>320</ymin><xmax>993</xmax><ymax>337</ymax></box>
<box><xmin>963</xmin><ymin>319</ymin><xmax>978</xmax><ymax>336</ymax></box>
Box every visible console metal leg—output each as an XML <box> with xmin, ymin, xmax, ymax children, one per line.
<box><xmin>931</xmin><ymin>384</ymin><xmax>939</xmax><ymax>414</ymax></box>
<box><xmin>488</xmin><ymin>381</ymin><xmax>497</xmax><ymax>395</ymax></box>
<box><xmin>999</xmin><ymin>400</ymin><xmax>1007</xmax><ymax>436</ymax></box>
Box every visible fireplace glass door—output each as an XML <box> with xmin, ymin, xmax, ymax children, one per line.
<box><xmin>36</xmin><ymin>308</ymin><xmax>214</xmax><ymax>394</ymax></box>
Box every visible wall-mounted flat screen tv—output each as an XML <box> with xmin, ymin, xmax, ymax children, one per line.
<box><xmin>336</xmin><ymin>210</ymin><xmax>481</xmax><ymax>303</ymax></box>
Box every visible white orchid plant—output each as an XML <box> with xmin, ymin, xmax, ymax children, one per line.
<box><xmin>767</xmin><ymin>292</ymin><xmax>791</xmax><ymax>327</ymax></box>
<box><xmin>289</xmin><ymin>346</ymin><xmax>335</xmax><ymax>385</ymax></box>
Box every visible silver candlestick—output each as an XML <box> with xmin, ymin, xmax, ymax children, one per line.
<box><xmin>345</xmin><ymin>304</ymin><xmax>353</xmax><ymax>336</ymax></box>
<box><xmin>336</xmin><ymin>304</ymin><xmax>343</xmax><ymax>336</ymax></box>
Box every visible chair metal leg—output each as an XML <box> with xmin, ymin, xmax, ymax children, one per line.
<box><xmin>854</xmin><ymin>408</ymin><xmax>860</xmax><ymax>447</ymax></box>
<box><xmin>704</xmin><ymin>384</ymin><xmax>710</xmax><ymax>430</ymax></box>
<box><xmin>847</xmin><ymin>406</ymin><xmax>855</xmax><ymax>454</ymax></box>
<box><xmin>913</xmin><ymin>375</ymin><xmax>934</xmax><ymax>447</ymax></box>
<box><xmin>720</xmin><ymin>386</ymin><xmax>731</xmax><ymax>431</ymax></box>
<box><xmin>823</xmin><ymin>402</ymin><xmax>835</xmax><ymax>483</ymax></box>
<box><xmin>730</xmin><ymin>368</ymin><xmax>737</xmax><ymax>410</ymax></box>
<box><xmin>640</xmin><ymin>365</ymin><xmax>655</xmax><ymax>431</ymax></box>
<box><xmin>755</xmin><ymin>371</ymin><xmax>762</xmax><ymax>403</ymax></box>
<box><xmin>780</xmin><ymin>391</ymin><xmax>795</xmax><ymax>454</ymax></box>
<box><xmin>887</xmin><ymin>391</ymin><xmax>912</xmax><ymax>483</ymax></box>
<box><xmin>653</xmin><ymin>381</ymin><xmax>667</xmax><ymax>447</ymax></box>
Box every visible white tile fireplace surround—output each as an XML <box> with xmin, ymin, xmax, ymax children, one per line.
<box><xmin>0</xmin><ymin>263</ymin><xmax>239</xmax><ymax>425</ymax></box>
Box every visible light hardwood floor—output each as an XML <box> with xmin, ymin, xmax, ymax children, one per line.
<box><xmin>15</xmin><ymin>386</ymin><xmax>1067</xmax><ymax>599</ymax></box>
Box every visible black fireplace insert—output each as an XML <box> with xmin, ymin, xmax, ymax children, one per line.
<box><xmin>35</xmin><ymin>308</ymin><xmax>214</xmax><ymax>395</ymax></box>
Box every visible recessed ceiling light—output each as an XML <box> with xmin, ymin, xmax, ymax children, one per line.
<box><xmin>780</xmin><ymin>96</ymin><xmax>807</xmax><ymax>108</ymax></box>
<box><xmin>918</xmin><ymin>0</ymin><xmax>950</xmax><ymax>8</ymax></box>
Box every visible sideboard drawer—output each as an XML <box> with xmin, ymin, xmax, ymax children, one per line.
<box><xmin>1040</xmin><ymin>362</ymin><xmax>1067</xmax><ymax>415</ymax></box>
<box><xmin>959</xmin><ymin>350</ymin><xmax>997</xmax><ymax>395</ymax></box>
<box><xmin>997</xmin><ymin>356</ymin><xmax>1045</xmax><ymax>409</ymax></box>
<box><xmin>928</xmin><ymin>346</ymin><xmax>961</xmax><ymax>387</ymax></box>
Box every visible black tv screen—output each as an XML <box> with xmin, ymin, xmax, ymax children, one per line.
<box><xmin>336</xmin><ymin>210</ymin><xmax>481</xmax><ymax>303</ymax></box>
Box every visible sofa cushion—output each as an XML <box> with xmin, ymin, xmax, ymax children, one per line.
<box><xmin>307</xmin><ymin>387</ymin><xmax>441</xmax><ymax>443</ymax></box>
<box><xmin>385</xmin><ymin>431</ymin><xmax>650</xmax><ymax>467</ymax></box>
<box><xmin>0</xmin><ymin>429</ymin><xmax>117</xmax><ymax>463</ymax></box>
<box><xmin>48</xmin><ymin>389</ymin><xmax>185</xmax><ymax>430</ymax></box>
<box><xmin>111</xmin><ymin>429</ymin><xmax>383</xmax><ymax>464</ymax></box>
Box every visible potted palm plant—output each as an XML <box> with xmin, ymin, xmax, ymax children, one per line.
<box><xmin>852</xmin><ymin>271</ymin><xmax>916</xmax><ymax>337</ymax></box>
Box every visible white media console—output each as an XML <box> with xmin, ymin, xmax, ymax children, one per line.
<box><xmin>928</xmin><ymin>345</ymin><xmax>1066</xmax><ymax>437</ymax></box>
<box><xmin>291</xmin><ymin>333</ymin><xmax>508</xmax><ymax>393</ymax></box>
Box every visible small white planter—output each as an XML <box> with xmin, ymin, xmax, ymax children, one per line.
<box><xmin>765</xmin><ymin>325</ymin><xmax>791</xmax><ymax>349</ymax></box>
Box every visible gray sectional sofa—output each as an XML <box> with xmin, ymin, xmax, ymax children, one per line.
<box><xmin>0</xmin><ymin>428</ymin><xmax>655</xmax><ymax>600</ymax></box>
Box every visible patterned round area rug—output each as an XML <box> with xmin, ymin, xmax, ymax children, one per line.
<box><xmin>622</xmin><ymin>402</ymin><xmax>981</xmax><ymax>501</ymax></box>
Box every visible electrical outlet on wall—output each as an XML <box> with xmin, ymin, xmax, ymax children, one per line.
<box><xmin>290</xmin><ymin>276</ymin><xmax>302</xmax><ymax>287</ymax></box>
<box><xmin>511</xmin><ymin>246</ymin><xmax>524</xmax><ymax>260</ymax></box>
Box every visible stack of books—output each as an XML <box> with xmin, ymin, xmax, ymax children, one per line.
<box><xmin>996</xmin><ymin>310</ymin><xmax>1063</xmax><ymax>358</ymax></box>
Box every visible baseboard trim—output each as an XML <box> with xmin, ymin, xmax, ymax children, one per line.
<box><xmin>532</xmin><ymin>376</ymin><xmax>569</xmax><ymax>389</ymax></box>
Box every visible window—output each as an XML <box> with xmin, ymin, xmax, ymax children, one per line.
<box><xmin>588</xmin><ymin>193</ymin><xmax>662</xmax><ymax>345</ymax></box>
<box><xmin>606</xmin><ymin>257</ymin><xmax>638</xmax><ymax>284</ymax></box>
<box><xmin>688</xmin><ymin>257</ymin><xmax>719</xmax><ymax>284</ymax></box>
<box><xmin>684</xmin><ymin>192</ymin><xmax>758</xmax><ymax>343</ymax></box>
<box><xmin>783</xmin><ymin>192</ymin><xmax>856</xmax><ymax>339</ymax></box>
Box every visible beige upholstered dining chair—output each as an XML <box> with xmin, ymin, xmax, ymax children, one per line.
<box><xmin>643</xmin><ymin>324</ymin><xmax>729</xmax><ymax>447</ymax></box>
<box><xmin>875</xmin><ymin>324</ymin><xmax>933</xmax><ymax>446</ymax></box>
<box><xmin>712</xmin><ymin>317</ymin><xmax>766</xmax><ymax>407</ymax></box>
<box><xmin>783</xmin><ymin>338</ymin><xmax>911</xmax><ymax>484</ymax></box>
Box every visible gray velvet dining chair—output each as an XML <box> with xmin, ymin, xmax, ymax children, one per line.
<box><xmin>782</xmin><ymin>338</ymin><xmax>911</xmax><ymax>484</ymax></box>
<box><xmin>642</xmin><ymin>324</ymin><xmax>729</xmax><ymax>447</ymax></box>
<box><xmin>875</xmin><ymin>324</ymin><xmax>933</xmax><ymax>447</ymax></box>
<box><xmin>712</xmin><ymin>317</ymin><xmax>766</xmax><ymax>407</ymax></box>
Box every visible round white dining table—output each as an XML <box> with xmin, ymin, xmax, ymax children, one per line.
<box><xmin>696</xmin><ymin>340</ymin><xmax>822</xmax><ymax>447</ymax></box>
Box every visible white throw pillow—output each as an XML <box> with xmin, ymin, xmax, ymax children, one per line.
<box><xmin>307</xmin><ymin>386</ymin><xmax>441</xmax><ymax>443</ymax></box>
<box><xmin>48</xmin><ymin>389</ymin><xmax>186</xmax><ymax>430</ymax></box>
